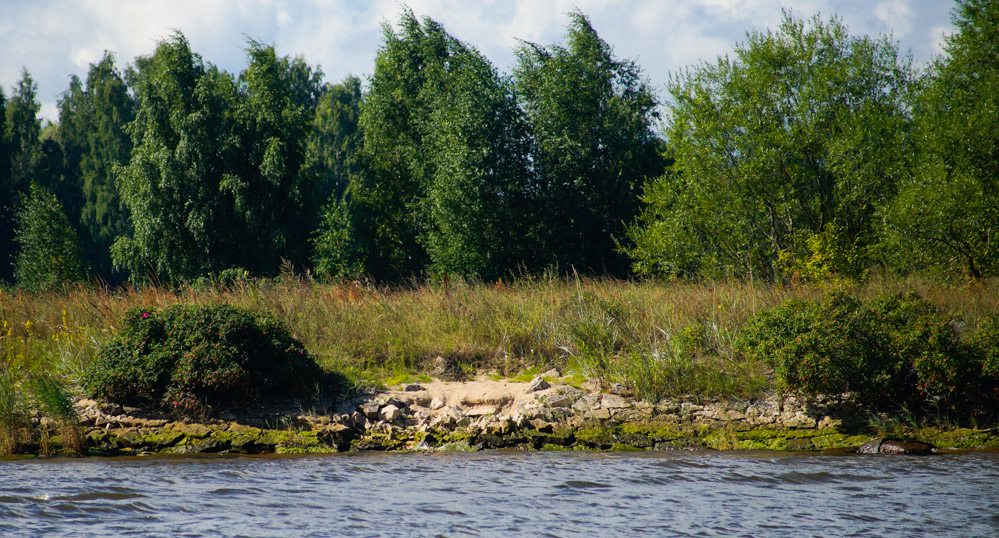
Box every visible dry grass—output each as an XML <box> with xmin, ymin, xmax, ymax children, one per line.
<box><xmin>2</xmin><ymin>274</ymin><xmax>997</xmax><ymax>404</ymax></box>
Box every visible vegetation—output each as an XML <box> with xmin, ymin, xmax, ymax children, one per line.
<box><xmin>627</xmin><ymin>12</ymin><xmax>913</xmax><ymax>279</ymax></box>
<box><xmin>3</xmin><ymin>276</ymin><xmax>998</xmax><ymax>412</ymax></box>
<box><xmin>81</xmin><ymin>303</ymin><xmax>321</xmax><ymax>415</ymax></box>
<box><xmin>0</xmin><ymin>2</ymin><xmax>997</xmax><ymax>441</ymax></box>
<box><xmin>740</xmin><ymin>291</ymin><xmax>999</xmax><ymax>417</ymax></box>
<box><xmin>13</xmin><ymin>184</ymin><xmax>86</xmax><ymax>291</ymax></box>
<box><xmin>1</xmin><ymin>3</ymin><xmax>996</xmax><ymax>287</ymax></box>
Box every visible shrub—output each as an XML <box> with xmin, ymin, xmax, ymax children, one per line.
<box><xmin>739</xmin><ymin>291</ymin><xmax>980</xmax><ymax>412</ymax></box>
<box><xmin>969</xmin><ymin>314</ymin><xmax>999</xmax><ymax>396</ymax></box>
<box><xmin>82</xmin><ymin>304</ymin><xmax>322</xmax><ymax>414</ymax></box>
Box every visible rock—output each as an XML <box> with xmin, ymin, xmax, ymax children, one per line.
<box><xmin>371</xmin><ymin>421</ymin><xmax>392</xmax><ymax>434</ymax></box>
<box><xmin>601</xmin><ymin>394</ymin><xmax>631</xmax><ymax>409</ymax></box>
<box><xmin>380</xmin><ymin>405</ymin><xmax>403</xmax><ymax>422</ymax></box>
<box><xmin>465</xmin><ymin>406</ymin><xmax>498</xmax><ymax>417</ymax></box>
<box><xmin>546</xmin><ymin>393</ymin><xmax>576</xmax><ymax>408</ymax></box>
<box><xmin>591</xmin><ymin>408</ymin><xmax>612</xmax><ymax>420</ymax></box>
<box><xmin>359</xmin><ymin>402</ymin><xmax>381</xmax><ymax>420</ymax></box>
<box><xmin>540</xmin><ymin>368</ymin><xmax>560</xmax><ymax>378</ymax></box>
<box><xmin>351</xmin><ymin>411</ymin><xmax>367</xmax><ymax>427</ymax></box>
<box><xmin>99</xmin><ymin>402</ymin><xmax>123</xmax><ymax>415</ymax></box>
<box><xmin>527</xmin><ymin>377</ymin><xmax>551</xmax><ymax>393</ymax></box>
<box><xmin>429</xmin><ymin>398</ymin><xmax>445</xmax><ymax>410</ymax></box>
<box><xmin>818</xmin><ymin>416</ymin><xmax>842</xmax><ymax>429</ymax></box>
<box><xmin>75</xmin><ymin>398</ymin><xmax>98</xmax><ymax>409</ymax></box>
<box><xmin>858</xmin><ymin>438</ymin><xmax>934</xmax><ymax>455</ymax></box>
<box><xmin>403</xmin><ymin>384</ymin><xmax>424</xmax><ymax>392</ymax></box>
<box><xmin>486</xmin><ymin>417</ymin><xmax>514</xmax><ymax>436</ymax></box>
<box><xmin>529</xmin><ymin>419</ymin><xmax>554</xmax><ymax>433</ymax></box>
<box><xmin>781</xmin><ymin>411</ymin><xmax>817</xmax><ymax>429</ymax></box>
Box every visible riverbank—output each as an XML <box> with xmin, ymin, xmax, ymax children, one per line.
<box><xmin>4</xmin><ymin>277</ymin><xmax>998</xmax><ymax>458</ymax></box>
<box><xmin>16</xmin><ymin>373</ymin><xmax>995</xmax><ymax>458</ymax></box>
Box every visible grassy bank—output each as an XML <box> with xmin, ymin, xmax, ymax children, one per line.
<box><xmin>3</xmin><ymin>275</ymin><xmax>997</xmax><ymax>395</ymax></box>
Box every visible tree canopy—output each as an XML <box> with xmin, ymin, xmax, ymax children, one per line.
<box><xmin>1</xmin><ymin>2</ymin><xmax>996</xmax><ymax>287</ymax></box>
<box><xmin>883</xmin><ymin>0</ymin><xmax>999</xmax><ymax>278</ymax></box>
<box><xmin>515</xmin><ymin>11</ymin><xmax>665</xmax><ymax>275</ymax></box>
<box><xmin>626</xmin><ymin>12</ymin><xmax>914</xmax><ymax>279</ymax></box>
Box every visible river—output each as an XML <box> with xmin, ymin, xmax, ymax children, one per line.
<box><xmin>2</xmin><ymin>450</ymin><xmax>997</xmax><ymax>537</ymax></box>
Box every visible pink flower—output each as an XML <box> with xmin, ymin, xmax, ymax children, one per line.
<box><xmin>142</xmin><ymin>312</ymin><xmax>150</xmax><ymax>319</ymax></box>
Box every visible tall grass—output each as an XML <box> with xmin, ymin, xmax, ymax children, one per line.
<box><xmin>2</xmin><ymin>275</ymin><xmax>997</xmax><ymax>408</ymax></box>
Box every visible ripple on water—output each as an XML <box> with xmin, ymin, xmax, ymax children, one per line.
<box><xmin>1</xmin><ymin>451</ymin><xmax>997</xmax><ymax>538</ymax></box>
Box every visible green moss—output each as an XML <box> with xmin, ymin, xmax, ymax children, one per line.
<box><xmin>575</xmin><ymin>425</ymin><xmax>614</xmax><ymax>446</ymax></box>
<box><xmin>910</xmin><ymin>427</ymin><xmax>999</xmax><ymax>450</ymax></box>
<box><xmin>143</xmin><ymin>430</ymin><xmax>184</xmax><ymax>448</ymax></box>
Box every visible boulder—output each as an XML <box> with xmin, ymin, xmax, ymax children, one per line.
<box><xmin>380</xmin><ymin>405</ymin><xmax>403</xmax><ymax>422</ymax></box>
<box><xmin>601</xmin><ymin>394</ymin><xmax>630</xmax><ymax>409</ymax></box>
<box><xmin>857</xmin><ymin>438</ymin><xmax>935</xmax><ymax>455</ymax></box>
<box><xmin>359</xmin><ymin>402</ymin><xmax>381</xmax><ymax>420</ymax></box>
<box><xmin>527</xmin><ymin>377</ymin><xmax>551</xmax><ymax>393</ymax></box>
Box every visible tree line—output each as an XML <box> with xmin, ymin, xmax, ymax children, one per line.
<box><xmin>0</xmin><ymin>1</ymin><xmax>995</xmax><ymax>289</ymax></box>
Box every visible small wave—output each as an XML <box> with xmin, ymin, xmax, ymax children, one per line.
<box><xmin>416</xmin><ymin>506</ymin><xmax>468</xmax><ymax>516</ymax></box>
<box><xmin>556</xmin><ymin>480</ymin><xmax>612</xmax><ymax>489</ymax></box>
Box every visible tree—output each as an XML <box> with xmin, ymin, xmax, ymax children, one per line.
<box><xmin>1</xmin><ymin>71</ymin><xmax>43</xmax><ymax>282</ymax></box>
<box><xmin>627</xmin><ymin>12</ymin><xmax>914</xmax><ymax>279</ymax></box>
<box><xmin>883</xmin><ymin>0</ymin><xmax>999</xmax><ymax>278</ymax></box>
<box><xmin>113</xmin><ymin>34</ymin><xmax>316</xmax><ymax>283</ymax></box>
<box><xmin>230</xmin><ymin>41</ymin><xmax>317</xmax><ymax>274</ymax></box>
<box><xmin>515</xmin><ymin>11</ymin><xmax>665</xmax><ymax>276</ymax></box>
<box><xmin>13</xmin><ymin>183</ymin><xmax>85</xmax><ymax>291</ymax></box>
<box><xmin>309</xmin><ymin>76</ymin><xmax>363</xmax><ymax>205</ymax></box>
<box><xmin>112</xmin><ymin>33</ymin><xmax>242</xmax><ymax>283</ymax></box>
<box><xmin>309</xmin><ymin>76</ymin><xmax>365</xmax><ymax>280</ymax></box>
<box><xmin>352</xmin><ymin>11</ymin><xmax>536</xmax><ymax>280</ymax></box>
<box><xmin>58</xmin><ymin>52</ymin><xmax>135</xmax><ymax>282</ymax></box>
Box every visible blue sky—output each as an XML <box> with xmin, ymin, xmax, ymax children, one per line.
<box><xmin>1</xmin><ymin>0</ymin><xmax>957</xmax><ymax>123</ymax></box>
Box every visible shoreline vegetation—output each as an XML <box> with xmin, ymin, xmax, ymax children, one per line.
<box><xmin>2</xmin><ymin>1</ymin><xmax>997</xmax><ymax>458</ymax></box>
<box><xmin>2</xmin><ymin>276</ymin><xmax>998</xmax><ymax>458</ymax></box>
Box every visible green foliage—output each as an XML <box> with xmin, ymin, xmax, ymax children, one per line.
<box><xmin>883</xmin><ymin>0</ymin><xmax>999</xmax><ymax>278</ymax></box>
<box><xmin>113</xmin><ymin>34</ymin><xmax>317</xmax><ymax>284</ymax></box>
<box><xmin>1</xmin><ymin>71</ymin><xmax>43</xmax><ymax>283</ymax></box>
<box><xmin>628</xmin><ymin>13</ymin><xmax>913</xmax><ymax>279</ymax></box>
<box><xmin>740</xmin><ymin>291</ymin><xmax>992</xmax><ymax>413</ymax></box>
<box><xmin>775</xmin><ymin>223</ymin><xmax>866</xmax><ymax>282</ymax></box>
<box><xmin>0</xmin><ymin>365</ymin><xmax>29</xmax><ymax>455</ymax></box>
<box><xmin>308</xmin><ymin>76</ymin><xmax>365</xmax><ymax>281</ymax></box>
<box><xmin>515</xmin><ymin>11</ymin><xmax>665</xmax><ymax>275</ymax></box>
<box><xmin>58</xmin><ymin>52</ymin><xmax>135</xmax><ymax>282</ymax></box>
<box><xmin>309</xmin><ymin>76</ymin><xmax>363</xmax><ymax>204</ymax></box>
<box><xmin>970</xmin><ymin>314</ymin><xmax>999</xmax><ymax>381</ymax></box>
<box><xmin>354</xmin><ymin>11</ymin><xmax>536</xmax><ymax>280</ymax></box>
<box><xmin>82</xmin><ymin>303</ymin><xmax>322</xmax><ymax>414</ymax></box>
<box><xmin>14</xmin><ymin>184</ymin><xmax>86</xmax><ymax>291</ymax></box>
<box><xmin>311</xmin><ymin>194</ymin><xmax>363</xmax><ymax>280</ymax></box>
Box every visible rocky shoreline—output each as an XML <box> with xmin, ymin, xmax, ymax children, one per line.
<box><xmin>28</xmin><ymin>374</ymin><xmax>999</xmax><ymax>458</ymax></box>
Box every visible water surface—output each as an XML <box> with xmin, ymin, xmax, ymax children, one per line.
<box><xmin>2</xmin><ymin>450</ymin><xmax>997</xmax><ymax>537</ymax></box>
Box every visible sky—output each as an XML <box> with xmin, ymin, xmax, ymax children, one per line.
<box><xmin>1</xmin><ymin>0</ymin><xmax>957</xmax><ymax>124</ymax></box>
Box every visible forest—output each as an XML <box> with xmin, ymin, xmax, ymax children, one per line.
<box><xmin>0</xmin><ymin>0</ymin><xmax>996</xmax><ymax>289</ymax></box>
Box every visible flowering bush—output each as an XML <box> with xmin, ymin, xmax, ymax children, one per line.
<box><xmin>739</xmin><ymin>291</ymin><xmax>992</xmax><ymax>413</ymax></box>
<box><xmin>82</xmin><ymin>304</ymin><xmax>321</xmax><ymax>414</ymax></box>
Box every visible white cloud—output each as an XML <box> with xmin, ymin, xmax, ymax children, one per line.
<box><xmin>874</xmin><ymin>0</ymin><xmax>914</xmax><ymax>38</ymax></box>
<box><xmin>0</xmin><ymin>0</ymin><xmax>955</xmax><ymax>123</ymax></box>
<box><xmin>929</xmin><ymin>24</ymin><xmax>952</xmax><ymax>57</ymax></box>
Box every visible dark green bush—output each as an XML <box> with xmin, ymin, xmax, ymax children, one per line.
<box><xmin>82</xmin><ymin>304</ymin><xmax>321</xmax><ymax>414</ymax></box>
<box><xmin>739</xmin><ymin>291</ymin><xmax>987</xmax><ymax>413</ymax></box>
